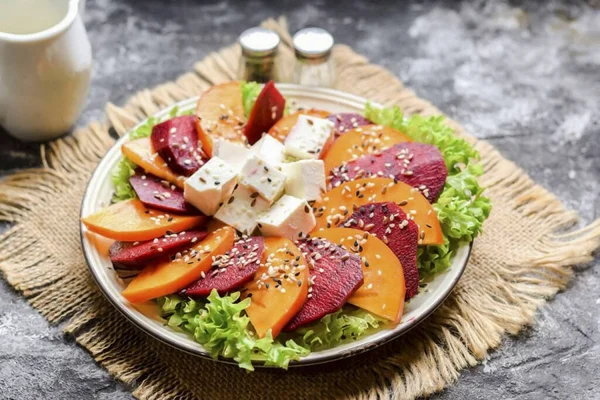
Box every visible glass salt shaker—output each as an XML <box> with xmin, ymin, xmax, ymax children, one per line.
<box><xmin>292</xmin><ymin>27</ymin><xmax>335</xmax><ymax>87</ymax></box>
<box><xmin>238</xmin><ymin>27</ymin><xmax>280</xmax><ymax>82</ymax></box>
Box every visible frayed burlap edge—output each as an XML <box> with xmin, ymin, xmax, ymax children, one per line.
<box><xmin>1</xmin><ymin>17</ymin><xmax>599</xmax><ymax>400</ymax></box>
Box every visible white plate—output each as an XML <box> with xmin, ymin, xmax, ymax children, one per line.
<box><xmin>80</xmin><ymin>84</ymin><xmax>471</xmax><ymax>367</ymax></box>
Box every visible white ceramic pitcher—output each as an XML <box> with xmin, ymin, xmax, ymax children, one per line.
<box><xmin>0</xmin><ymin>0</ymin><xmax>92</xmax><ymax>142</ymax></box>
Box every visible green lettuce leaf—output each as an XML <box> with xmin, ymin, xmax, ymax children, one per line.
<box><xmin>158</xmin><ymin>291</ymin><xmax>309</xmax><ymax>371</ymax></box>
<box><xmin>364</xmin><ymin>103</ymin><xmax>491</xmax><ymax>275</ymax></box>
<box><xmin>287</xmin><ymin>307</ymin><xmax>382</xmax><ymax>350</ymax></box>
<box><xmin>241</xmin><ymin>81</ymin><xmax>261</xmax><ymax>118</ymax></box>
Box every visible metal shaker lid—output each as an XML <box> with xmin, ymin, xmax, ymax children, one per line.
<box><xmin>239</xmin><ymin>27</ymin><xmax>280</xmax><ymax>57</ymax></box>
<box><xmin>293</xmin><ymin>27</ymin><xmax>334</xmax><ymax>59</ymax></box>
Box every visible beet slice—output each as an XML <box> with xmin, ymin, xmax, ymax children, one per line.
<box><xmin>284</xmin><ymin>238</ymin><xmax>364</xmax><ymax>331</ymax></box>
<box><xmin>130</xmin><ymin>173</ymin><xmax>199</xmax><ymax>214</ymax></box>
<box><xmin>326</xmin><ymin>113</ymin><xmax>372</xmax><ymax>138</ymax></box>
<box><xmin>181</xmin><ymin>236</ymin><xmax>265</xmax><ymax>297</ymax></box>
<box><xmin>109</xmin><ymin>230</ymin><xmax>209</xmax><ymax>268</ymax></box>
<box><xmin>151</xmin><ymin>115</ymin><xmax>207</xmax><ymax>176</ymax></box>
<box><xmin>244</xmin><ymin>81</ymin><xmax>286</xmax><ymax>145</ymax></box>
<box><xmin>343</xmin><ymin>202</ymin><xmax>419</xmax><ymax>300</ymax></box>
<box><xmin>329</xmin><ymin>142</ymin><xmax>448</xmax><ymax>202</ymax></box>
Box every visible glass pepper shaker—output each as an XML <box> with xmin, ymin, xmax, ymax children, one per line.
<box><xmin>292</xmin><ymin>27</ymin><xmax>335</xmax><ymax>87</ymax></box>
<box><xmin>238</xmin><ymin>27</ymin><xmax>280</xmax><ymax>82</ymax></box>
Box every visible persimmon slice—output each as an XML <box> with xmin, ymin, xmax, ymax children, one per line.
<box><xmin>121</xmin><ymin>138</ymin><xmax>185</xmax><ymax>188</ymax></box>
<box><xmin>81</xmin><ymin>199</ymin><xmax>205</xmax><ymax>241</ymax></box>
<box><xmin>267</xmin><ymin>109</ymin><xmax>330</xmax><ymax>142</ymax></box>
<box><xmin>323</xmin><ymin>125</ymin><xmax>412</xmax><ymax>174</ymax></box>
<box><xmin>122</xmin><ymin>226</ymin><xmax>235</xmax><ymax>303</ymax></box>
<box><xmin>315</xmin><ymin>228</ymin><xmax>405</xmax><ymax>323</ymax></box>
<box><xmin>312</xmin><ymin>178</ymin><xmax>443</xmax><ymax>245</ymax></box>
<box><xmin>194</xmin><ymin>81</ymin><xmax>246</xmax><ymax>157</ymax></box>
<box><xmin>242</xmin><ymin>237</ymin><xmax>309</xmax><ymax>338</ymax></box>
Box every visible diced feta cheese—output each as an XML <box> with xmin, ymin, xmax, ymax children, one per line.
<box><xmin>184</xmin><ymin>156</ymin><xmax>237</xmax><ymax>216</ymax></box>
<box><xmin>284</xmin><ymin>115</ymin><xmax>334</xmax><ymax>160</ymax></box>
<box><xmin>257</xmin><ymin>195</ymin><xmax>316</xmax><ymax>240</ymax></box>
<box><xmin>212</xmin><ymin>138</ymin><xmax>252</xmax><ymax>173</ymax></box>
<box><xmin>214</xmin><ymin>183</ymin><xmax>270</xmax><ymax>235</ymax></box>
<box><xmin>251</xmin><ymin>135</ymin><xmax>286</xmax><ymax>168</ymax></box>
<box><xmin>239</xmin><ymin>153</ymin><xmax>286</xmax><ymax>204</ymax></box>
<box><xmin>281</xmin><ymin>160</ymin><xmax>326</xmax><ymax>201</ymax></box>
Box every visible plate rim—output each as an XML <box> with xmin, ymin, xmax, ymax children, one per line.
<box><xmin>80</xmin><ymin>83</ymin><xmax>472</xmax><ymax>368</ymax></box>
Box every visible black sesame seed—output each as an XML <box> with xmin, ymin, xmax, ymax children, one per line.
<box><xmin>228</xmin><ymin>196</ymin><xmax>235</xmax><ymax>204</ymax></box>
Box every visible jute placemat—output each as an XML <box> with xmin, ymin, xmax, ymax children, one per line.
<box><xmin>1</xmin><ymin>18</ymin><xmax>599</xmax><ymax>400</ymax></box>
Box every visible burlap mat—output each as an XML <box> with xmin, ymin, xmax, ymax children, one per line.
<box><xmin>1</xmin><ymin>18</ymin><xmax>599</xmax><ymax>400</ymax></box>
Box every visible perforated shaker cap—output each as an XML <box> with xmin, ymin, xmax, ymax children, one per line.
<box><xmin>293</xmin><ymin>27</ymin><xmax>334</xmax><ymax>59</ymax></box>
<box><xmin>239</xmin><ymin>27</ymin><xmax>280</xmax><ymax>57</ymax></box>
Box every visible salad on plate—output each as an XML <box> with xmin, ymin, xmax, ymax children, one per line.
<box><xmin>81</xmin><ymin>81</ymin><xmax>491</xmax><ymax>370</ymax></box>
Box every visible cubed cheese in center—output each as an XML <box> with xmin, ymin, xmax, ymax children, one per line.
<box><xmin>184</xmin><ymin>156</ymin><xmax>237</xmax><ymax>216</ymax></box>
<box><xmin>239</xmin><ymin>153</ymin><xmax>286</xmax><ymax>204</ymax></box>
<box><xmin>284</xmin><ymin>115</ymin><xmax>334</xmax><ymax>160</ymax></box>
<box><xmin>251</xmin><ymin>135</ymin><xmax>286</xmax><ymax>168</ymax></box>
<box><xmin>212</xmin><ymin>138</ymin><xmax>252</xmax><ymax>173</ymax></box>
<box><xmin>281</xmin><ymin>160</ymin><xmax>326</xmax><ymax>201</ymax></box>
<box><xmin>257</xmin><ymin>195</ymin><xmax>316</xmax><ymax>240</ymax></box>
<box><xmin>214</xmin><ymin>183</ymin><xmax>270</xmax><ymax>235</ymax></box>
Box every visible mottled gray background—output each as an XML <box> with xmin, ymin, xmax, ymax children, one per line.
<box><xmin>0</xmin><ymin>0</ymin><xmax>598</xmax><ymax>399</ymax></box>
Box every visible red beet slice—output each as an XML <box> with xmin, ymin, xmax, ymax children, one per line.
<box><xmin>244</xmin><ymin>81</ymin><xmax>286</xmax><ymax>145</ymax></box>
<box><xmin>182</xmin><ymin>236</ymin><xmax>265</xmax><ymax>297</ymax></box>
<box><xmin>342</xmin><ymin>202</ymin><xmax>419</xmax><ymax>300</ymax></box>
<box><xmin>109</xmin><ymin>230</ymin><xmax>209</xmax><ymax>268</ymax></box>
<box><xmin>329</xmin><ymin>142</ymin><xmax>448</xmax><ymax>202</ymax></box>
<box><xmin>326</xmin><ymin>113</ymin><xmax>372</xmax><ymax>138</ymax></box>
<box><xmin>284</xmin><ymin>238</ymin><xmax>364</xmax><ymax>331</ymax></box>
<box><xmin>130</xmin><ymin>173</ymin><xmax>199</xmax><ymax>214</ymax></box>
<box><xmin>151</xmin><ymin>115</ymin><xmax>207</xmax><ymax>176</ymax></box>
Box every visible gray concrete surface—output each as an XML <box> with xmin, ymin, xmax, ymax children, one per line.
<box><xmin>0</xmin><ymin>0</ymin><xmax>598</xmax><ymax>399</ymax></box>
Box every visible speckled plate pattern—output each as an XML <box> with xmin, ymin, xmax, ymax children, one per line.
<box><xmin>80</xmin><ymin>84</ymin><xmax>471</xmax><ymax>367</ymax></box>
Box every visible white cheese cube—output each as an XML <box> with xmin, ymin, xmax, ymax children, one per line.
<box><xmin>257</xmin><ymin>195</ymin><xmax>316</xmax><ymax>240</ymax></box>
<box><xmin>212</xmin><ymin>138</ymin><xmax>252</xmax><ymax>173</ymax></box>
<box><xmin>251</xmin><ymin>135</ymin><xmax>286</xmax><ymax>168</ymax></box>
<box><xmin>282</xmin><ymin>160</ymin><xmax>326</xmax><ymax>201</ymax></box>
<box><xmin>239</xmin><ymin>153</ymin><xmax>286</xmax><ymax>204</ymax></box>
<box><xmin>284</xmin><ymin>115</ymin><xmax>334</xmax><ymax>160</ymax></box>
<box><xmin>184</xmin><ymin>156</ymin><xmax>237</xmax><ymax>216</ymax></box>
<box><xmin>214</xmin><ymin>183</ymin><xmax>270</xmax><ymax>235</ymax></box>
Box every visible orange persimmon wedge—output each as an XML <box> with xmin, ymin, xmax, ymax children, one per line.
<box><xmin>312</xmin><ymin>177</ymin><xmax>443</xmax><ymax>245</ymax></box>
<box><xmin>81</xmin><ymin>199</ymin><xmax>205</xmax><ymax>241</ymax></box>
<box><xmin>122</xmin><ymin>226</ymin><xmax>235</xmax><ymax>303</ymax></box>
<box><xmin>242</xmin><ymin>237</ymin><xmax>309</xmax><ymax>338</ymax></box>
<box><xmin>194</xmin><ymin>81</ymin><xmax>246</xmax><ymax>157</ymax></box>
<box><xmin>316</xmin><ymin>228</ymin><xmax>405</xmax><ymax>323</ymax></box>
<box><xmin>121</xmin><ymin>138</ymin><xmax>185</xmax><ymax>188</ymax></box>
<box><xmin>267</xmin><ymin>108</ymin><xmax>330</xmax><ymax>142</ymax></box>
<box><xmin>322</xmin><ymin>125</ymin><xmax>412</xmax><ymax>174</ymax></box>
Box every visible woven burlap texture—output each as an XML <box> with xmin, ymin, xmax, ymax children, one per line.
<box><xmin>1</xmin><ymin>17</ymin><xmax>599</xmax><ymax>400</ymax></box>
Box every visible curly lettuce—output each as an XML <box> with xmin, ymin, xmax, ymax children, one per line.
<box><xmin>365</xmin><ymin>103</ymin><xmax>491</xmax><ymax>276</ymax></box>
<box><xmin>159</xmin><ymin>291</ymin><xmax>308</xmax><ymax>370</ymax></box>
<box><xmin>159</xmin><ymin>292</ymin><xmax>383</xmax><ymax>370</ymax></box>
<box><xmin>288</xmin><ymin>307</ymin><xmax>382</xmax><ymax>350</ymax></box>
